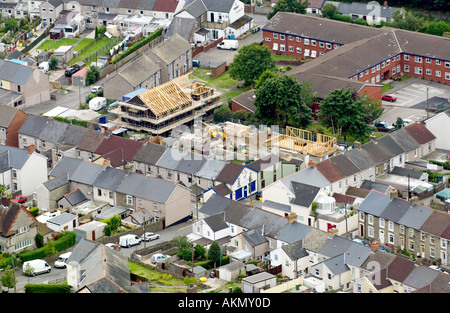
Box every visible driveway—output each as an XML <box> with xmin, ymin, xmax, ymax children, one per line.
<box><xmin>193</xmin><ymin>13</ymin><xmax>267</xmax><ymax>68</ymax></box>
<box><xmin>379</xmin><ymin>78</ymin><xmax>450</xmax><ymax>125</ymax></box>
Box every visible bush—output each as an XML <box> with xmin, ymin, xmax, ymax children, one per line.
<box><xmin>331</xmin><ymin>13</ymin><xmax>351</xmax><ymax>23</ymax></box>
<box><xmin>28</xmin><ymin>207</ymin><xmax>39</xmax><ymax>217</ymax></box>
<box><xmin>25</xmin><ymin>282</ymin><xmax>71</xmax><ymax>293</ymax></box>
<box><xmin>18</xmin><ymin>232</ymin><xmax>76</xmax><ymax>262</ymax></box>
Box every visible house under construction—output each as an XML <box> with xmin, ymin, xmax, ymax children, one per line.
<box><xmin>110</xmin><ymin>74</ymin><xmax>222</xmax><ymax>136</ymax></box>
<box><xmin>266</xmin><ymin>126</ymin><xmax>337</xmax><ymax>157</ymax></box>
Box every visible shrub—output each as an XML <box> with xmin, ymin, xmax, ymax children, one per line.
<box><xmin>25</xmin><ymin>282</ymin><xmax>71</xmax><ymax>293</ymax></box>
<box><xmin>18</xmin><ymin>232</ymin><xmax>76</xmax><ymax>262</ymax></box>
<box><xmin>28</xmin><ymin>207</ymin><xmax>39</xmax><ymax>217</ymax></box>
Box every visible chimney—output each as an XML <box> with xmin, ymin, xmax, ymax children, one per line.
<box><xmin>328</xmin><ymin>227</ymin><xmax>338</xmax><ymax>238</ymax></box>
<box><xmin>1</xmin><ymin>196</ymin><xmax>11</xmax><ymax>207</ymax></box>
<box><xmin>28</xmin><ymin>144</ymin><xmax>36</xmax><ymax>154</ymax></box>
<box><xmin>384</xmin><ymin>1</ymin><xmax>387</xmax><ymax>8</ymax></box>
<box><xmin>371</xmin><ymin>240</ymin><xmax>380</xmax><ymax>252</ymax></box>
<box><xmin>354</xmin><ymin>141</ymin><xmax>361</xmax><ymax>149</ymax></box>
<box><xmin>287</xmin><ymin>212</ymin><xmax>297</xmax><ymax>224</ymax></box>
<box><xmin>369</xmin><ymin>134</ymin><xmax>377</xmax><ymax>142</ymax></box>
<box><xmin>389</xmin><ymin>190</ymin><xmax>398</xmax><ymax>199</ymax></box>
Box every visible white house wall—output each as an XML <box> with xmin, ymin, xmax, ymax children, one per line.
<box><xmin>425</xmin><ymin>114</ymin><xmax>450</xmax><ymax>150</ymax></box>
<box><xmin>20</xmin><ymin>152</ymin><xmax>48</xmax><ymax>196</ymax></box>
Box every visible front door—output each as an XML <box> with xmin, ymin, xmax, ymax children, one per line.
<box><xmin>210</xmin><ymin>13</ymin><xmax>214</xmax><ymax>23</ymax></box>
<box><xmin>379</xmin><ymin>230</ymin><xmax>385</xmax><ymax>244</ymax></box>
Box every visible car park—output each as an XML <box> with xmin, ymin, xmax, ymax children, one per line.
<box><xmin>140</xmin><ymin>232</ymin><xmax>160</xmax><ymax>241</ymax></box>
<box><xmin>54</xmin><ymin>252</ymin><xmax>72</xmax><ymax>269</ymax></box>
<box><xmin>375</xmin><ymin>121</ymin><xmax>394</xmax><ymax>132</ymax></box>
<box><xmin>382</xmin><ymin>94</ymin><xmax>397</xmax><ymax>102</ymax></box>
<box><xmin>11</xmin><ymin>195</ymin><xmax>27</xmax><ymax>203</ymax></box>
<box><xmin>151</xmin><ymin>253</ymin><xmax>170</xmax><ymax>264</ymax></box>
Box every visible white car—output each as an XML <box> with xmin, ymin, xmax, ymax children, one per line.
<box><xmin>54</xmin><ymin>252</ymin><xmax>72</xmax><ymax>269</ymax></box>
<box><xmin>91</xmin><ymin>86</ymin><xmax>103</xmax><ymax>94</ymax></box>
<box><xmin>151</xmin><ymin>253</ymin><xmax>170</xmax><ymax>264</ymax></box>
<box><xmin>105</xmin><ymin>243</ymin><xmax>121</xmax><ymax>251</ymax></box>
<box><xmin>140</xmin><ymin>232</ymin><xmax>160</xmax><ymax>241</ymax></box>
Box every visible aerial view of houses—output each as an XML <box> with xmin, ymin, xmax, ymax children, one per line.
<box><xmin>0</xmin><ymin>0</ymin><xmax>449</xmax><ymax>301</ymax></box>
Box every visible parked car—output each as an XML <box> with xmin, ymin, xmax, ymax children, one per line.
<box><xmin>65</xmin><ymin>67</ymin><xmax>78</xmax><ymax>77</ymax></box>
<box><xmin>352</xmin><ymin>238</ymin><xmax>370</xmax><ymax>247</ymax></box>
<box><xmin>151</xmin><ymin>253</ymin><xmax>170</xmax><ymax>264</ymax></box>
<box><xmin>38</xmin><ymin>61</ymin><xmax>49</xmax><ymax>73</ymax></box>
<box><xmin>382</xmin><ymin>94</ymin><xmax>397</xmax><ymax>102</ymax></box>
<box><xmin>23</xmin><ymin>259</ymin><xmax>51</xmax><ymax>276</ymax></box>
<box><xmin>192</xmin><ymin>60</ymin><xmax>200</xmax><ymax>67</ymax></box>
<box><xmin>402</xmin><ymin>118</ymin><xmax>414</xmax><ymax>126</ymax></box>
<box><xmin>140</xmin><ymin>232</ymin><xmax>160</xmax><ymax>242</ymax></box>
<box><xmin>11</xmin><ymin>195</ymin><xmax>27</xmax><ymax>203</ymax></box>
<box><xmin>91</xmin><ymin>86</ymin><xmax>103</xmax><ymax>94</ymax></box>
<box><xmin>375</xmin><ymin>121</ymin><xmax>394</xmax><ymax>132</ymax></box>
<box><xmin>54</xmin><ymin>252</ymin><xmax>72</xmax><ymax>269</ymax></box>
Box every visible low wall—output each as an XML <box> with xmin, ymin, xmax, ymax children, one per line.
<box><xmin>260</xmin><ymin>277</ymin><xmax>303</xmax><ymax>293</ymax></box>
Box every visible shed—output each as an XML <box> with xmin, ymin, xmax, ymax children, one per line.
<box><xmin>71</xmin><ymin>67</ymin><xmax>88</xmax><ymax>86</ymax></box>
<box><xmin>74</xmin><ymin>220</ymin><xmax>107</xmax><ymax>242</ymax></box>
<box><xmin>53</xmin><ymin>45</ymin><xmax>74</xmax><ymax>64</ymax></box>
<box><xmin>217</xmin><ymin>261</ymin><xmax>246</xmax><ymax>282</ymax></box>
<box><xmin>241</xmin><ymin>272</ymin><xmax>276</xmax><ymax>293</ymax></box>
<box><xmin>47</xmin><ymin>212</ymin><xmax>78</xmax><ymax>232</ymax></box>
<box><xmin>436</xmin><ymin>188</ymin><xmax>450</xmax><ymax>200</ymax></box>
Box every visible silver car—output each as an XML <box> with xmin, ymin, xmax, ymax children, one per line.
<box><xmin>140</xmin><ymin>232</ymin><xmax>160</xmax><ymax>241</ymax></box>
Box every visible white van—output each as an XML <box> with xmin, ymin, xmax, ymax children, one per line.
<box><xmin>54</xmin><ymin>252</ymin><xmax>72</xmax><ymax>269</ymax></box>
<box><xmin>89</xmin><ymin>97</ymin><xmax>107</xmax><ymax>111</ymax></box>
<box><xmin>38</xmin><ymin>62</ymin><xmax>49</xmax><ymax>73</ymax></box>
<box><xmin>22</xmin><ymin>259</ymin><xmax>51</xmax><ymax>276</ymax></box>
<box><xmin>217</xmin><ymin>40</ymin><xmax>239</xmax><ymax>50</ymax></box>
<box><xmin>119</xmin><ymin>234</ymin><xmax>141</xmax><ymax>248</ymax></box>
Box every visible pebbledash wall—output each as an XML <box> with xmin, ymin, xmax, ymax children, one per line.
<box><xmin>262</xmin><ymin>30</ymin><xmax>450</xmax><ymax>85</ymax></box>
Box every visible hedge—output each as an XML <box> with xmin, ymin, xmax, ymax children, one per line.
<box><xmin>18</xmin><ymin>232</ymin><xmax>77</xmax><ymax>262</ymax></box>
<box><xmin>194</xmin><ymin>256</ymin><xmax>230</xmax><ymax>270</ymax></box>
<box><xmin>0</xmin><ymin>253</ymin><xmax>19</xmax><ymax>269</ymax></box>
<box><xmin>112</xmin><ymin>28</ymin><xmax>163</xmax><ymax>64</ymax></box>
<box><xmin>25</xmin><ymin>282</ymin><xmax>71</xmax><ymax>293</ymax></box>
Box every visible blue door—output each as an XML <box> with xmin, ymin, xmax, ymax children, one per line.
<box><xmin>235</xmin><ymin>188</ymin><xmax>242</xmax><ymax>200</ymax></box>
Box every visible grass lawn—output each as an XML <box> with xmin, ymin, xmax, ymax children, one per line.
<box><xmin>74</xmin><ymin>38</ymin><xmax>94</xmax><ymax>52</ymax></box>
<box><xmin>68</xmin><ymin>37</ymin><xmax>114</xmax><ymax>66</ymax></box>
<box><xmin>382</xmin><ymin>83</ymin><xmax>394</xmax><ymax>93</ymax></box>
<box><xmin>191</xmin><ymin>68</ymin><xmax>239</xmax><ymax>90</ymax></box>
<box><xmin>271</xmin><ymin>53</ymin><xmax>298</xmax><ymax>62</ymax></box>
<box><xmin>38</xmin><ymin>38</ymin><xmax>79</xmax><ymax>51</ymax></box>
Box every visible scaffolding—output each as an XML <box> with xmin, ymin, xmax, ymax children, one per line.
<box><xmin>266</xmin><ymin>126</ymin><xmax>337</xmax><ymax>157</ymax></box>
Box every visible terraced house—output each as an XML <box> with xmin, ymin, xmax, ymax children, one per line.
<box><xmin>357</xmin><ymin>190</ymin><xmax>450</xmax><ymax>267</ymax></box>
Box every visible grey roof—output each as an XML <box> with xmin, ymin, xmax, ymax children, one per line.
<box><xmin>43</xmin><ymin>173</ymin><xmax>70</xmax><ymax>191</ymax></box>
<box><xmin>344</xmin><ymin>148</ymin><xmax>375</xmax><ymax>171</ymax></box>
<box><xmin>199</xmin><ymin>194</ymin><xmax>232</xmax><ymax>217</ymax></box>
<box><xmin>390</xmin><ymin>167</ymin><xmax>425</xmax><ymax>180</ymax></box>
<box><xmin>155</xmin><ymin>148</ymin><xmax>183</xmax><ymax>170</ymax></box>
<box><xmin>95</xmin><ymin>206</ymin><xmax>129</xmax><ymax>220</ymax></box>
<box><xmin>132</xmin><ymin>142</ymin><xmax>167</xmax><ymax>165</ymax></box>
<box><xmin>0</xmin><ymin>105</ymin><xmax>21</xmax><ymax>127</ymax></box>
<box><xmin>357</xmin><ymin>190</ymin><xmax>391</xmax><ymax>216</ymax></box>
<box><xmin>336</xmin><ymin>2</ymin><xmax>398</xmax><ymax>19</ymax></box>
<box><xmin>48</xmin><ymin>212</ymin><xmax>77</xmax><ymax>225</ymax></box>
<box><xmin>361</xmin><ymin>140</ymin><xmax>390</xmax><ymax>164</ymax></box>
<box><xmin>18</xmin><ymin>115</ymin><xmax>49</xmax><ymax>138</ymax></box>
<box><xmin>403</xmin><ymin>266</ymin><xmax>440</xmax><ymax>290</ymax></box>
<box><xmin>64</xmin><ymin>189</ymin><xmax>88</xmax><ymax>206</ymax></box>
<box><xmin>389</xmin><ymin>128</ymin><xmax>420</xmax><ymax>151</ymax></box>
<box><xmin>175</xmin><ymin>156</ymin><xmax>207</xmax><ymax>175</ymax></box>
<box><xmin>92</xmin><ymin>166</ymin><xmax>127</xmax><ymax>191</ymax></box>
<box><xmin>379</xmin><ymin>197</ymin><xmax>409</xmax><ymax>223</ymax></box>
<box><xmin>0</xmin><ymin>59</ymin><xmax>33</xmax><ymax>85</ymax></box>
<box><xmin>38</xmin><ymin>119</ymin><xmax>69</xmax><ymax>143</ymax></box>
<box><xmin>329</xmin><ymin>154</ymin><xmax>360</xmax><ymax>176</ymax></box>
<box><xmin>237</xmin><ymin>207</ymin><xmax>288</xmax><ymax>239</ymax></box>
<box><xmin>183</xmin><ymin>0</ymin><xmax>207</xmax><ymax>18</ymax></box>
<box><xmin>342</xmin><ymin>241</ymin><xmax>372</xmax><ymax>268</ymax></box>
<box><xmin>115</xmin><ymin>54</ymin><xmax>160</xmax><ymax>88</ymax></box>
<box><xmin>243</xmin><ymin>226</ymin><xmax>267</xmax><ymax>247</ymax></box>
<box><xmin>49</xmin><ymin>157</ymin><xmax>84</xmax><ymax>178</ymax></box>
<box><xmin>196</xmin><ymin>158</ymin><xmax>227</xmax><ymax>180</ymax></box>
<box><xmin>202</xmin><ymin>0</ymin><xmax>235</xmax><ymax>13</ymax></box>
<box><xmin>375</xmin><ymin>135</ymin><xmax>405</xmax><ymax>158</ymax></box>
<box><xmin>282</xmin><ymin>240</ymin><xmax>309</xmax><ymax>261</ymax></box>
<box><xmin>165</xmin><ymin>16</ymin><xmax>196</xmax><ymax>42</ymax></box>
<box><xmin>204</xmin><ymin>212</ymin><xmax>228</xmax><ymax>232</ymax></box>
<box><xmin>324</xmin><ymin>254</ymin><xmax>350</xmax><ymax>275</ymax></box>
<box><xmin>360</xmin><ymin>180</ymin><xmax>391</xmax><ymax>193</ymax></box>
<box><xmin>290</xmin><ymin>181</ymin><xmax>320</xmax><ymax>207</ymax></box>
<box><xmin>147</xmin><ymin>33</ymin><xmax>192</xmax><ymax>65</ymax></box>
<box><xmin>70</xmin><ymin>160</ymin><xmax>105</xmax><ymax>185</ymax></box>
<box><xmin>276</xmin><ymin>222</ymin><xmax>311</xmax><ymax>244</ymax></box>
<box><xmin>0</xmin><ymin>152</ymin><xmax>9</xmax><ymax>173</ymax></box>
<box><xmin>397</xmin><ymin>204</ymin><xmax>434</xmax><ymax>230</ymax></box>
<box><xmin>262</xmin><ymin>200</ymin><xmax>291</xmax><ymax>213</ymax></box>
<box><xmin>0</xmin><ymin>146</ymin><xmax>31</xmax><ymax>170</ymax></box>
<box><xmin>280</xmin><ymin>167</ymin><xmax>330</xmax><ymax>192</ymax></box>
<box><xmin>59</xmin><ymin>124</ymin><xmax>90</xmax><ymax>146</ymax></box>
<box><xmin>246</xmin><ymin>154</ymin><xmax>281</xmax><ymax>172</ymax></box>
<box><xmin>319</xmin><ymin>235</ymin><xmax>353</xmax><ymax>259</ymax></box>
<box><xmin>115</xmin><ymin>173</ymin><xmax>177</xmax><ymax>203</ymax></box>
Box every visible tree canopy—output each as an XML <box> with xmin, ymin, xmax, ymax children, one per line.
<box><xmin>317</xmin><ymin>88</ymin><xmax>374</xmax><ymax>141</ymax></box>
<box><xmin>254</xmin><ymin>74</ymin><xmax>314</xmax><ymax>129</ymax></box>
<box><xmin>268</xmin><ymin>0</ymin><xmax>310</xmax><ymax>20</ymax></box>
<box><xmin>229</xmin><ymin>42</ymin><xmax>276</xmax><ymax>87</ymax></box>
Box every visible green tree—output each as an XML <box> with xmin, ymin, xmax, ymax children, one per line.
<box><xmin>425</xmin><ymin>20</ymin><xmax>450</xmax><ymax>36</ymax></box>
<box><xmin>178</xmin><ymin>247</ymin><xmax>192</xmax><ymax>261</ymax></box>
<box><xmin>49</xmin><ymin>56</ymin><xmax>58</xmax><ymax>70</ymax></box>
<box><xmin>268</xmin><ymin>0</ymin><xmax>310</xmax><ymax>20</ymax></box>
<box><xmin>317</xmin><ymin>88</ymin><xmax>373</xmax><ymax>141</ymax></box>
<box><xmin>1</xmin><ymin>267</ymin><xmax>16</xmax><ymax>291</ymax></box>
<box><xmin>207</xmin><ymin>241</ymin><xmax>222</xmax><ymax>268</ymax></box>
<box><xmin>394</xmin><ymin>117</ymin><xmax>404</xmax><ymax>130</ymax></box>
<box><xmin>361</xmin><ymin>96</ymin><xmax>384</xmax><ymax>124</ymax></box>
<box><xmin>194</xmin><ymin>244</ymin><xmax>206</xmax><ymax>259</ymax></box>
<box><xmin>254</xmin><ymin>69</ymin><xmax>278</xmax><ymax>89</ymax></box>
<box><xmin>213</xmin><ymin>104</ymin><xmax>233</xmax><ymax>123</ymax></box>
<box><xmin>86</xmin><ymin>65</ymin><xmax>100</xmax><ymax>85</ymax></box>
<box><xmin>321</xmin><ymin>3</ymin><xmax>338</xmax><ymax>19</ymax></box>
<box><xmin>254</xmin><ymin>74</ymin><xmax>313</xmax><ymax>129</ymax></box>
<box><xmin>391</xmin><ymin>9</ymin><xmax>425</xmax><ymax>32</ymax></box>
<box><xmin>44</xmin><ymin>240</ymin><xmax>57</xmax><ymax>257</ymax></box>
<box><xmin>35</xmin><ymin>233</ymin><xmax>44</xmax><ymax>248</ymax></box>
<box><xmin>228</xmin><ymin>42</ymin><xmax>276</xmax><ymax>87</ymax></box>
<box><xmin>172</xmin><ymin>235</ymin><xmax>192</xmax><ymax>251</ymax></box>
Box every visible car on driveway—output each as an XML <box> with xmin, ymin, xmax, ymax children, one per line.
<box><xmin>11</xmin><ymin>195</ymin><xmax>27</xmax><ymax>203</ymax></box>
<box><xmin>64</xmin><ymin>67</ymin><xmax>79</xmax><ymax>77</ymax></box>
<box><xmin>375</xmin><ymin>121</ymin><xmax>394</xmax><ymax>132</ymax></box>
<box><xmin>382</xmin><ymin>94</ymin><xmax>397</xmax><ymax>102</ymax></box>
<box><xmin>151</xmin><ymin>253</ymin><xmax>170</xmax><ymax>264</ymax></box>
<box><xmin>91</xmin><ymin>86</ymin><xmax>103</xmax><ymax>94</ymax></box>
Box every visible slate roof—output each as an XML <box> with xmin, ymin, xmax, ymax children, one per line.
<box><xmin>38</xmin><ymin>119</ymin><xmax>69</xmax><ymax>143</ymax></box>
<box><xmin>202</xmin><ymin>0</ymin><xmax>236</xmax><ymax>13</ymax></box>
<box><xmin>132</xmin><ymin>141</ymin><xmax>167</xmax><ymax>165</ymax></box>
<box><xmin>0</xmin><ymin>59</ymin><xmax>33</xmax><ymax>85</ymax></box>
<box><xmin>374</xmin><ymin>135</ymin><xmax>405</xmax><ymax>158</ymax></box>
<box><xmin>92</xmin><ymin>166</ymin><xmax>127</xmax><ymax>191</ymax></box>
<box><xmin>324</xmin><ymin>254</ymin><xmax>350</xmax><ymax>275</ymax></box>
<box><xmin>63</xmin><ymin>188</ymin><xmax>88</xmax><ymax>206</ymax></box>
<box><xmin>114</xmin><ymin>53</ymin><xmax>160</xmax><ymax>88</ymax></box>
<box><xmin>155</xmin><ymin>148</ymin><xmax>184</xmax><ymax>171</ymax></box>
<box><xmin>48</xmin><ymin>212</ymin><xmax>77</xmax><ymax>225</ymax></box>
<box><xmin>43</xmin><ymin>173</ymin><xmax>70</xmax><ymax>191</ymax></box>
<box><xmin>147</xmin><ymin>33</ymin><xmax>192</xmax><ymax>65</ymax></box>
<box><xmin>231</xmin><ymin>90</ymin><xmax>256</xmax><ymax>113</ymax></box>
<box><xmin>199</xmin><ymin>194</ymin><xmax>232</xmax><ymax>217</ymax></box>
<box><xmin>18</xmin><ymin>115</ymin><xmax>49</xmax><ymax>138</ymax></box>
<box><xmin>276</xmin><ymin>221</ymin><xmax>311</xmax><ymax>244</ymax></box>
<box><xmin>412</xmin><ymin>272</ymin><xmax>450</xmax><ymax>293</ymax></box>
<box><xmin>238</xmin><ymin>208</ymin><xmax>289</xmax><ymax>239</ymax></box>
<box><xmin>58</xmin><ymin>124</ymin><xmax>90</xmax><ymax>146</ymax></box>
<box><xmin>359</xmin><ymin>180</ymin><xmax>391</xmax><ymax>193</ymax></box>
<box><xmin>243</xmin><ymin>226</ymin><xmax>267</xmax><ymax>247</ymax></box>
<box><xmin>195</xmin><ymin>158</ymin><xmax>227</xmax><ymax>180</ymax></box>
<box><xmin>390</xmin><ymin>167</ymin><xmax>425</xmax><ymax>180</ymax></box>
<box><xmin>403</xmin><ymin>266</ymin><xmax>440</xmax><ymax>290</ymax></box>
<box><xmin>290</xmin><ymin>181</ymin><xmax>320</xmax><ymax>207</ymax></box>
<box><xmin>379</xmin><ymin>197</ymin><xmax>410</xmax><ymax>223</ymax></box>
<box><xmin>215</xmin><ymin>162</ymin><xmax>245</xmax><ymax>185</ymax></box>
<box><xmin>329</xmin><ymin>154</ymin><xmax>360</xmax><ymax>177</ymax></box>
<box><xmin>209</xmin><ymin>183</ymin><xmax>231</xmax><ymax>198</ymax></box>
<box><xmin>337</xmin><ymin>2</ymin><xmax>398</xmax><ymax>18</ymax></box>
<box><xmin>361</xmin><ymin>140</ymin><xmax>390</xmax><ymax>164</ymax></box>
<box><xmin>280</xmin><ymin>166</ymin><xmax>330</xmax><ymax>191</ymax></box>
<box><xmin>0</xmin><ymin>105</ymin><xmax>22</xmax><ymax>128</ymax></box>
<box><xmin>388</xmin><ymin>128</ymin><xmax>420</xmax><ymax>151</ymax></box>
<box><xmin>246</xmin><ymin>154</ymin><xmax>280</xmax><ymax>172</ymax></box>
<box><xmin>77</xmin><ymin>130</ymin><xmax>105</xmax><ymax>152</ymax></box>
<box><xmin>354</xmin><ymin>190</ymin><xmax>391</xmax><ymax>217</ymax></box>
<box><xmin>204</xmin><ymin>212</ymin><xmax>228</xmax><ymax>232</ymax></box>
<box><xmin>165</xmin><ymin>16</ymin><xmax>196</xmax><ymax>42</ymax></box>
<box><xmin>403</xmin><ymin>122</ymin><xmax>436</xmax><ymax>145</ymax></box>
<box><xmin>0</xmin><ymin>146</ymin><xmax>32</xmax><ymax>170</ymax></box>
<box><xmin>282</xmin><ymin>240</ymin><xmax>309</xmax><ymax>261</ymax></box>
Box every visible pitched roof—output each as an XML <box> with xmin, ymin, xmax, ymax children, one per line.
<box><xmin>215</xmin><ymin>162</ymin><xmax>245</xmax><ymax>185</ymax></box>
<box><xmin>374</xmin><ymin>135</ymin><xmax>405</xmax><ymax>158</ymax></box>
<box><xmin>403</xmin><ymin>266</ymin><xmax>440</xmax><ymax>290</ymax></box>
<box><xmin>246</xmin><ymin>154</ymin><xmax>280</xmax><ymax>172</ymax></box>
<box><xmin>147</xmin><ymin>33</ymin><xmax>192</xmax><ymax>65</ymax></box>
<box><xmin>152</xmin><ymin>0</ymin><xmax>178</xmax><ymax>12</ymax></box>
<box><xmin>282</xmin><ymin>240</ymin><xmax>309</xmax><ymax>261</ymax></box>
<box><xmin>18</xmin><ymin>115</ymin><xmax>49</xmax><ymax>138</ymax></box>
<box><xmin>387</xmin><ymin>128</ymin><xmax>420</xmax><ymax>151</ymax></box>
<box><xmin>132</xmin><ymin>141</ymin><xmax>167</xmax><ymax>165</ymax></box>
<box><xmin>357</xmin><ymin>190</ymin><xmax>391</xmax><ymax>216</ymax></box>
<box><xmin>403</xmin><ymin>122</ymin><xmax>436</xmax><ymax>144</ymax></box>
<box><xmin>0</xmin><ymin>201</ymin><xmax>34</xmax><ymax>236</ymax></box>
<box><xmin>315</xmin><ymin>159</ymin><xmax>345</xmax><ymax>183</ymax></box>
<box><xmin>199</xmin><ymin>194</ymin><xmax>232</xmax><ymax>217</ymax></box>
<box><xmin>412</xmin><ymin>272</ymin><xmax>450</xmax><ymax>293</ymax></box>
<box><xmin>386</xmin><ymin>256</ymin><xmax>416</xmax><ymax>283</ymax></box>
<box><xmin>0</xmin><ymin>59</ymin><xmax>33</xmax><ymax>85</ymax></box>
<box><xmin>279</xmin><ymin>166</ymin><xmax>330</xmax><ymax>191</ymax></box>
<box><xmin>361</xmin><ymin>140</ymin><xmax>390</xmax><ymax>164</ymax></box>
<box><xmin>379</xmin><ymin>197</ymin><xmax>410</xmax><ymax>223</ymax></box>
<box><xmin>0</xmin><ymin>146</ymin><xmax>32</xmax><ymax>170</ymax></box>
<box><xmin>114</xmin><ymin>53</ymin><xmax>160</xmax><ymax>88</ymax></box>
<box><xmin>420</xmin><ymin>210</ymin><xmax>450</xmax><ymax>239</ymax></box>
<box><xmin>344</xmin><ymin>148</ymin><xmax>376</xmax><ymax>171</ymax></box>
<box><xmin>290</xmin><ymin>181</ymin><xmax>320</xmax><ymax>207</ymax></box>
<box><xmin>329</xmin><ymin>154</ymin><xmax>360</xmax><ymax>176</ymax></box>
<box><xmin>63</xmin><ymin>188</ymin><xmax>88</xmax><ymax>206</ymax></box>
<box><xmin>77</xmin><ymin>130</ymin><xmax>105</xmax><ymax>152</ymax></box>
<box><xmin>94</xmin><ymin>135</ymin><xmax>143</xmax><ymax>165</ymax></box>
<box><xmin>43</xmin><ymin>173</ymin><xmax>70</xmax><ymax>191</ymax></box>
<box><xmin>0</xmin><ymin>104</ymin><xmax>22</xmax><ymax>128</ymax></box>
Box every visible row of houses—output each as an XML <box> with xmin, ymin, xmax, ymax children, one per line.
<box><xmin>190</xmin><ymin>192</ymin><xmax>450</xmax><ymax>293</ymax></box>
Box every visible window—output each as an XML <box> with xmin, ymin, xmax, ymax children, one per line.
<box><xmin>441</xmin><ymin>239</ymin><xmax>447</xmax><ymax>249</ymax></box>
<box><xmin>15</xmin><ymin>239</ymin><xmax>32</xmax><ymax>251</ymax></box>
<box><xmin>404</xmin><ymin>54</ymin><xmax>409</xmax><ymax>61</ymax></box>
<box><xmin>368</xmin><ymin>226</ymin><xmax>374</xmax><ymax>237</ymax></box>
<box><xmin>326</xmin><ymin>43</ymin><xmax>331</xmax><ymax>49</ymax></box>
<box><xmin>436</xmin><ymin>70</ymin><xmax>441</xmax><ymax>77</ymax></box>
<box><xmin>404</xmin><ymin>65</ymin><xmax>409</xmax><ymax>72</ymax></box>
<box><xmin>400</xmin><ymin>225</ymin><xmax>405</xmax><ymax>234</ymax></box>
<box><xmin>414</xmin><ymin>56</ymin><xmax>422</xmax><ymax>63</ymax></box>
<box><xmin>392</xmin><ymin>66</ymin><xmax>396</xmax><ymax>75</ymax></box>
<box><xmin>288</xmin><ymin>35</ymin><xmax>293</xmax><ymax>41</ymax></box>
<box><xmin>445</xmin><ymin>62</ymin><xmax>450</xmax><ymax>68</ymax></box>
<box><xmin>97</xmin><ymin>188</ymin><xmax>102</xmax><ymax>196</ymax></box>
<box><xmin>304</xmin><ymin>49</ymin><xmax>310</xmax><ymax>57</ymax></box>
<box><xmin>388</xmin><ymin>221</ymin><xmax>394</xmax><ymax>231</ymax></box>
<box><xmin>296</xmin><ymin>37</ymin><xmax>301</xmax><ymax>42</ymax></box>
<box><xmin>296</xmin><ymin>47</ymin><xmax>302</xmax><ymax>54</ymax></box>
<box><xmin>311</xmin><ymin>50</ymin><xmax>317</xmax><ymax>58</ymax></box>
<box><xmin>319</xmin><ymin>41</ymin><xmax>324</xmax><ymax>48</ymax></box>
<box><xmin>436</xmin><ymin>59</ymin><xmax>441</xmax><ymax>65</ymax></box>
<box><xmin>272</xmin><ymin>43</ymin><xmax>278</xmax><ymax>51</ymax></box>
<box><xmin>430</xmin><ymin>236</ymin><xmax>435</xmax><ymax>245</ymax></box>
<box><xmin>153</xmin><ymin>203</ymin><xmax>158</xmax><ymax>212</ymax></box>
<box><xmin>386</xmin><ymin>59</ymin><xmax>390</xmax><ymax>66</ymax></box>
<box><xmin>359</xmin><ymin>211</ymin><xmax>364</xmax><ymax>221</ymax></box>
<box><xmin>280</xmin><ymin>44</ymin><xmax>285</xmax><ymax>52</ymax></box>
<box><xmin>311</xmin><ymin>40</ymin><xmax>316</xmax><ymax>46</ymax></box>
<box><xmin>289</xmin><ymin>46</ymin><xmax>294</xmax><ymax>52</ymax></box>
<box><xmin>138</xmin><ymin>200</ymin><xmax>142</xmax><ymax>208</ymax></box>
<box><xmin>304</xmin><ymin>38</ymin><xmax>309</xmax><ymax>45</ymax></box>
<box><xmin>426</xmin><ymin>58</ymin><xmax>431</xmax><ymax>63</ymax></box>
<box><xmin>379</xmin><ymin>218</ymin><xmax>385</xmax><ymax>228</ymax></box>
<box><xmin>445</xmin><ymin>72</ymin><xmax>450</xmax><ymax>80</ymax></box>
<box><xmin>409</xmin><ymin>240</ymin><xmax>414</xmax><ymax>251</ymax></box>
<box><xmin>430</xmin><ymin>247</ymin><xmax>435</xmax><ymax>258</ymax></box>
<box><xmin>389</xmin><ymin>233</ymin><xmax>394</xmax><ymax>244</ymax></box>
<box><xmin>12</xmin><ymin>169</ymin><xmax>17</xmax><ymax>178</ymax></box>
<box><xmin>18</xmin><ymin>226</ymin><xmax>29</xmax><ymax>234</ymax></box>
<box><xmin>409</xmin><ymin>228</ymin><xmax>414</xmax><ymax>238</ymax></box>
<box><xmin>265</xmin><ymin>37</ymin><xmax>271</xmax><ymax>42</ymax></box>
<box><xmin>415</xmin><ymin>67</ymin><xmax>422</xmax><ymax>75</ymax></box>
<box><xmin>273</xmin><ymin>33</ymin><xmax>278</xmax><ymax>39</ymax></box>
<box><xmin>280</xmin><ymin>34</ymin><xmax>285</xmax><ymax>40</ymax></box>
<box><xmin>126</xmin><ymin>195</ymin><xmax>133</xmax><ymax>205</ymax></box>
